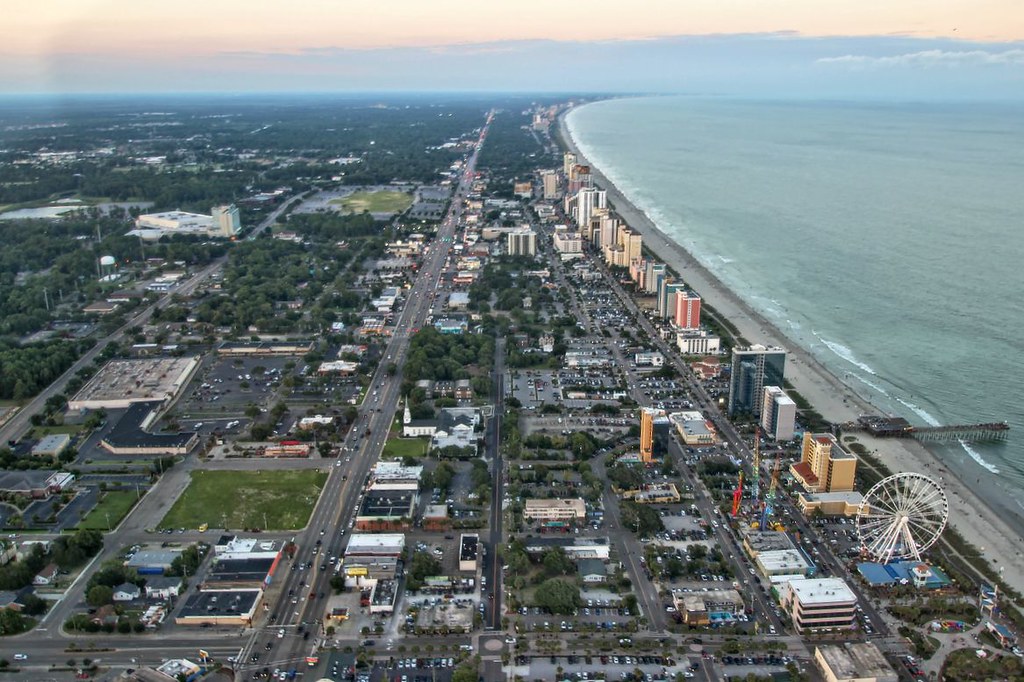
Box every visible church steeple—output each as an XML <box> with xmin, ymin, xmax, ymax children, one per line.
<box><xmin>403</xmin><ymin>397</ymin><xmax>411</xmax><ymax>425</ymax></box>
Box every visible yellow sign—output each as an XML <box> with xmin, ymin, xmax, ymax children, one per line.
<box><xmin>345</xmin><ymin>566</ymin><xmax>368</xmax><ymax>576</ymax></box>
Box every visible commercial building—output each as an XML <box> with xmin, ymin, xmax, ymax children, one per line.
<box><xmin>523</xmin><ymin>498</ymin><xmax>587</xmax><ymax>523</ymax></box>
<box><xmin>175</xmin><ymin>588</ymin><xmax>262</xmax><ymax>626</ymax></box>
<box><xmin>672</xmin><ymin>291</ymin><xmax>701</xmax><ymax>330</ymax></box>
<box><xmin>741</xmin><ymin>530</ymin><xmax>796</xmax><ymax>559</ymax></box>
<box><xmin>553</xmin><ymin>231</ymin><xmax>584</xmax><ymax>259</ymax></box>
<box><xmin>604</xmin><ymin>225</ymin><xmax>642</xmax><ymax>268</ymax></box>
<box><xmin>577</xmin><ymin>558</ymin><xmax>608</xmax><ymax>583</ymax></box>
<box><xmin>459</xmin><ymin>534</ymin><xmax>479</xmax><ymax>572</ymax></box>
<box><xmin>216</xmin><ymin>340</ymin><xmax>315</xmax><ymax>356</ymax></box>
<box><xmin>814</xmin><ymin>643</ymin><xmax>898</xmax><ymax>682</ymax></box>
<box><xmin>542</xmin><ymin>171</ymin><xmax>559</xmax><ymax>200</ymax></box>
<box><xmin>761</xmin><ymin>386</ymin><xmax>797</xmax><ymax>441</ymax></box>
<box><xmin>570</xmin><ymin>187</ymin><xmax>606</xmax><ymax>229</ymax></box>
<box><xmin>343</xmin><ymin>534</ymin><xmax>405</xmax><ymax>578</ymax></box>
<box><xmin>131</xmin><ymin>204</ymin><xmax>241</xmax><ymax>241</ymax></box>
<box><xmin>668</xmin><ymin>411</ymin><xmax>719</xmax><ymax>445</ymax></box>
<box><xmin>100</xmin><ymin>401</ymin><xmax>198</xmax><ymax>456</ymax></box>
<box><xmin>639</xmin><ymin>408</ymin><xmax>667</xmax><ymax>463</ymax></box>
<box><xmin>621</xmin><ymin>483</ymin><xmax>681</xmax><ymax>504</ymax></box>
<box><xmin>507</xmin><ymin>228</ymin><xmax>537</xmax><ymax>256</ymax></box>
<box><xmin>797</xmin><ymin>491</ymin><xmax>865</xmax><ymax>517</ymax></box>
<box><xmin>524</xmin><ymin>536</ymin><xmax>610</xmax><ymax>560</ymax></box>
<box><xmin>673</xmin><ymin>589</ymin><xmax>745</xmax><ymax>625</ymax></box>
<box><xmin>791</xmin><ymin>433</ymin><xmax>858</xmax><ymax>493</ymax></box>
<box><xmin>355</xmin><ymin>490</ymin><xmax>417</xmax><ymax>531</ymax></box>
<box><xmin>68</xmin><ymin>357</ymin><xmax>199</xmax><ymax>410</ymax></box>
<box><xmin>657</xmin><ymin>281</ymin><xmax>686</xmax><ymax>320</ymax></box>
<box><xmin>781</xmin><ymin>578</ymin><xmax>858</xmax><ymax>633</ymax></box>
<box><xmin>677</xmin><ymin>329</ymin><xmax>721</xmax><ymax>355</ymax></box>
<box><xmin>126</xmin><ymin>549</ymin><xmax>183</xmax><ymax>575</ymax></box>
<box><xmin>728</xmin><ymin>345</ymin><xmax>787</xmax><ymax>417</ymax></box>
<box><xmin>31</xmin><ymin>434</ymin><xmax>72</xmax><ymax>459</ymax></box>
<box><xmin>755</xmin><ymin>549</ymin><xmax>814</xmax><ymax>582</ymax></box>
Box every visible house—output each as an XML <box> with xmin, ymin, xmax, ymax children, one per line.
<box><xmin>90</xmin><ymin>604</ymin><xmax>118</xmax><ymax>627</ymax></box>
<box><xmin>577</xmin><ymin>559</ymin><xmax>608</xmax><ymax>584</ymax></box>
<box><xmin>113</xmin><ymin>582</ymin><xmax>142</xmax><ymax>602</ymax></box>
<box><xmin>33</xmin><ymin>563</ymin><xmax>60</xmax><ymax>586</ymax></box>
<box><xmin>144</xmin><ymin>575</ymin><xmax>183</xmax><ymax>600</ymax></box>
<box><xmin>454</xmin><ymin>379</ymin><xmax>473</xmax><ymax>400</ymax></box>
<box><xmin>0</xmin><ymin>591</ymin><xmax>23</xmax><ymax>612</ymax></box>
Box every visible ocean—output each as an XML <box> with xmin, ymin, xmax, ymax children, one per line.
<box><xmin>566</xmin><ymin>96</ymin><xmax>1024</xmax><ymax>518</ymax></box>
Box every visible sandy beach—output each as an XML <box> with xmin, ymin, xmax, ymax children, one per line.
<box><xmin>558</xmin><ymin>107</ymin><xmax>1024</xmax><ymax>597</ymax></box>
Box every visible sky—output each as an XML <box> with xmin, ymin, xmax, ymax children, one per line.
<box><xmin>1</xmin><ymin>0</ymin><xmax>1022</xmax><ymax>96</ymax></box>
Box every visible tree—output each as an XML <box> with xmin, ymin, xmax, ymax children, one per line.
<box><xmin>451</xmin><ymin>663</ymin><xmax>479</xmax><ymax>682</ymax></box>
<box><xmin>86</xmin><ymin>585</ymin><xmax>113</xmax><ymax>607</ymax></box>
<box><xmin>541</xmin><ymin>548</ymin><xmax>574</xmax><ymax>577</ymax></box>
<box><xmin>534</xmin><ymin>578</ymin><xmax>582</xmax><ymax>615</ymax></box>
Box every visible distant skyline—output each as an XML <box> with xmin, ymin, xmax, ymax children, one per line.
<box><xmin>2</xmin><ymin>1</ymin><xmax>1022</xmax><ymax>96</ymax></box>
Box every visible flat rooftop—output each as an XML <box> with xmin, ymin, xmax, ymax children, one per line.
<box><xmin>178</xmin><ymin>589</ymin><xmax>260</xmax><ymax>618</ymax></box>
<box><xmin>102</xmin><ymin>401</ymin><xmax>197</xmax><ymax>451</ymax></box>
<box><xmin>459</xmin><ymin>534</ymin><xmax>478</xmax><ymax>562</ymax></box>
<box><xmin>345</xmin><ymin>533</ymin><xmax>406</xmax><ymax>554</ymax></box>
<box><xmin>743</xmin><ymin>530</ymin><xmax>796</xmax><ymax>554</ymax></box>
<box><xmin>758</xmin><ymin>549</ymin><xmax>812</xmax><ymax>573</ymax></box>
<box><xmin>69</xmin><ymin>357</ymin><xmax>198</xmax><ymax>410</ymax></box>
<box><xmin>358</xmin><ymin>490</ymin><xmax>416</xmax><ymax>519</ymax></box>
<box><xmin>206</xmin><ymin>557</ymin><xmax>276</xmax><ymax>584</ymax></box>
<box><xmin>816</xmin><ymin>643</ymin><xmax>895</xmax><ymax>680</ymax></box>
<box><xmin>787</xmin><ymin>578</ymin><xmax>857</xmax><ymax>606</ymax></box>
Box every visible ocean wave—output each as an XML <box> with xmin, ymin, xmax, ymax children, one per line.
<box><xmin>786</xmin><ymin>319</ymin><xmax>802</xmax><ymax>331</ymax></box>
<box><xmin>850</xmin><ymin>373</ymin><xmax>890</xmax><ymax>397</ymax></box>
<box><xmin>959</xmin><ymin>440</ymin><xmax>1000</xmax><ymax>474</ymax></box>
<box><xmin>717</xmin><ymin>255</ymin><xmax>735</xmax><ymax>264</ymax></box>
<box><xmin>894</xmin><ymin>397</ymin><xmax>941</xmax><ymax>427</ymax></box>
<box><xmin>812</xmin><ymin>331</ymin><xmax>878</xmax><ymax>376</ymax></box>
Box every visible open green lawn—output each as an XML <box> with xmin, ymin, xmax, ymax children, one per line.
<box><xmin>76</xmin><ymin>491</ymin><xmax>140</xmax><ymax>531</ymax></box>
<box><xmin>331</xmin><ymin>190</ymin><xmax>412</xmax><ymax>215</ymax></box>
<box><xmin>382</xmin><ymin>437</ymin><xmax>428</xmax><ymax>459</ymax></box>
<box><xmin>159</xmin><ymin>469</ymin><xmax>328</xmax><ymax>530</ymax></box>
<box><xmin>31</xmin><ymin>424</ymin><xmax>84</xmax><ymax>438</ymax></box>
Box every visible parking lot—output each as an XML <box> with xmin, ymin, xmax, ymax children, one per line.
<box><xmin>177</xmin><ymin>355</ymin><xmax>293</xmax><ymax>417</ymax></box>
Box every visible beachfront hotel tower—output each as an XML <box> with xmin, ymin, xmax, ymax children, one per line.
<box><xmin>791</xmin><ymin>432</ymin><xmax>857</xmax><ymax>493</ymax></box>
<box><xmin>673</xmin><ymin>291</ymin><xmax>701</xmax><ymax>330</ymax></box>
<box><xmin>727</xmin><ymin>345</ymin><xmax>786</xmax><ymax>417</ymax></box>
<box><xmin>761</xmin><ymin>385</ymin><xmax>797</xmax><ymax>441</ymax></box>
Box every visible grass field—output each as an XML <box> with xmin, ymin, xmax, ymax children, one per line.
<box><xmin>76</xmin><ymin>491</ymin><xmax>140</xmax><ymax>531</ymax></box>
<box><xmin>382</xmin><ymin>437</ymin><xmax>428</xmax><ymax>459</ymax></box>
<box><xmin>159</xmin><ymin>469</ymin><xmax>328</xmax><ymax>530</ymax></box>
<box><xmin>331</xmin><ymin>190</ymin><xmax>412</xmax><ymax>215</ymax></box>
<box><xmin>31</xmin><ymin>424</ymin><xmax>84</xmax><ymax>438</ymax></box>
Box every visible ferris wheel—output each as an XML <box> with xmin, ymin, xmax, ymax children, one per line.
<box><xmin>857</xmin><ymin>472</ymin><xmax>949</xmax><ymax>564</ymax></box>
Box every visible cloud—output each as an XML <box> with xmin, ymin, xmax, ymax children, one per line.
<box><xmin>817</xmin><ymin>48</ymin><xmax>1024</xmax><ymax>69</ymax></box>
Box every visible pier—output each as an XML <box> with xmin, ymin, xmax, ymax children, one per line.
<box><xmin>842</xmin><ymin>416</ymin><xmax>1010</xmax><ymax>443</ymax></box>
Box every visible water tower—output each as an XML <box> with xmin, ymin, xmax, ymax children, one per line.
<box><xmin>98</xmin><ymin>255</ymin><xmax>117</xmax><ymax>280</ymax></box>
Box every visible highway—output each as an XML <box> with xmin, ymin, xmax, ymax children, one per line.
<box><xmin>0</xmin><ymin>190</ymin><xmax>304</xmax><ymax>448</ymax></box>
<box><xmin>4</xmin><ymin>118</ymin><xmax>498</xmax><ymax>676</ymax></box>
<box><xmin>237</xmin><ymin>111</ymin><xmax>494</xmax><ymax>676</ymax></box>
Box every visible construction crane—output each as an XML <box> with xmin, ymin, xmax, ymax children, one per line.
<box><xmin>731</xmin><ymin>471</ymin><xmax>744</xmax><ymax>517</ymax></box>
<box><xmin>751</xmin><ymin>427</ymin><xmax>761</xmax><ymax>504</ymax></box>
<box><xmin>760</xmin><ymin>458</ymin><xmax>783</xmax><ymax>531</ymax></box>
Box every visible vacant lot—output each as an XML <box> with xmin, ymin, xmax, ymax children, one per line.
<box><xmin>159</xmin><ymin>469</ymin><xmax>328</xmax><ymax>530</ymax></box>
<box><xmin>332</xmin><ymin>190</ymin><xmax>412</xmax><ymax>215</ymax></box>
<box><xmin>77</xmin><ymin>491</ymin><xmax>139</xmax><ymax>531</ymax></box>
<box><xmin>382</xmin><ymin>437</ymin><xmax>429</xmax><ymax>459</ymax></box>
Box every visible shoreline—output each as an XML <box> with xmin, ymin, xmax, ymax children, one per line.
<box><xmin>557</xmin><ymin>103</ymin><xmax>1024</xmax><ymax>596</ymax></box>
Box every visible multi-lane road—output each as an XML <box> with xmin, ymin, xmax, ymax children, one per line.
<box><xmin>7</xmin><ymin>116</ymin><xmax>494</xmax><ymax>675</ymax></box>
<box><xmin>0</xmin><ymin>191</ymin><xmax>303</xmax><ymax>448</ymax></box>
<box><xmin>241</xmin><ymin>111</ymin><xmax>493</xmax><ymax>674</ymax></box>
